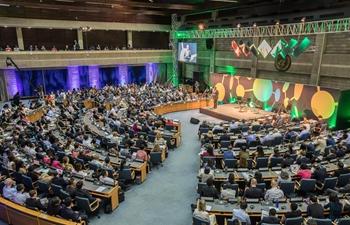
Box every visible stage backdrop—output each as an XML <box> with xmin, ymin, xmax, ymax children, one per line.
<box><xmin>210</xmin><ymin>74</ymin><xmax>348</xmax><ymax>129</ymax></box>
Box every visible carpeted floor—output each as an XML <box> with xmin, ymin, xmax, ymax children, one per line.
<box><xmin>89</xmin><ymin>109</ymin><xmax>222</xmax><ymax>225</ymax></box>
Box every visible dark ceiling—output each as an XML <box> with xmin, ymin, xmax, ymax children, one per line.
<box><xmin>0</xmin><ymin>0</ymin><xmax>349</xmax><ymax>25</ymax></box>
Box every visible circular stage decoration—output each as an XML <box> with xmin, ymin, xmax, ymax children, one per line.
<box><xmin>236</xmin><ymin>84</ymin><xmax>245</xmax><ymax>97</ymax></box>
<box><xmin>275</xmin><ymin>55</ymin><xmax>292</xmax><ymax>72</ymax></box>
<box><xmin>282</xmin><ymin>82</ymin><xmax>290</xmax><ymax>93</ymax></box>
<box><xmin>294</xmin><ymin>84</ymin><xmax>304</xmax><ymax>101</ymax></box>
<box><xmin>215</xmin><ymin>83</ymin><xmax>226</xmax><ymax>101</ymax></box>
<box><xmin>253</xmin><ymin>79</ymin><xmax>273</xmax><ymax>102</ymax></box>
<box><xmin>229</xmin><ymin>76</ymin><xmax>234</xmax><ymax>90</ymax></box>
<box><xmin>311</xmin><ymin>90</ymin><xmax>335</xmax><ymax>119</ymax></box>
<box><xmin>275</xmin><ymin>88</ymin><xmax>281</xmax><ymax>102</ymax></box>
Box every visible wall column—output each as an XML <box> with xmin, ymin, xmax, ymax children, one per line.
<box><xmin>67</xmin><ymin>66</ymin><xmax>80</xmax><ymax>90</ymax></box>
<box><xmin>127</xmin><ymin>31</ymin><xmax>133</xmax><ymax>48</ymax></box>
<box><xmin>88</xmin><ymin>66</ymin><xmax>99</xmax><ymax>88</ymax></box>
<box><xmin>209</xmin><ymin>38</ymin><xmax>216</xmax><ymax>76</ymax></box>
<box><xmin>250</xmin><ymin>37</ymin><xmax>259</xmax><ymax>78</ymax></box>
<box><xmin>118</xmin><ymin>65</ymin><xmax>128</xmax><ymax>85</ymax></box>
<box><xmin>16</xmin><ymin>27</ymin><xmax>24</xmax><ymax>50</ymax></box>
<box><xmin>77</xmin><ymin>29</ymin><xmax>84</xmax><ymax>50</ymax></box>
<box><xmin>309</xmin><ymin>33</ymin><xmax>326</xmax><ymax>85</ymax></box>
<box><xmin>2</xmin><ymin>69</ymin><xmax>18</xmax><ymax>99</ymax></box>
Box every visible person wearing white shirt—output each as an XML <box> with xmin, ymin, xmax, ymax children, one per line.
<box><xmin>264</xmin><ymin>180</ymin><xmax>285</xmax><ymax>200</ymax></box>
<box><xmin>13</xmin><ymin>184</ymin><xmax>29</xmax><ymax>205</ymax></box>
<box><xmin>3</xmin><ymin>178</ymin><xmax>17</xmax><ymax>199</ymax></box>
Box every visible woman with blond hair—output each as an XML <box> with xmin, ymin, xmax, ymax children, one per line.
<box><xmin>193</xmin><ymin>199</ymin><xmax>217</xmax><ymax>225</ymax></box>
<box><xmin>155</xmin><ymin>132</ymin><xmax>166</xmax><ymax>145</ymax></box>
<box><xmin>152</xmin><ymin>142</ymin><xmax>161</xmax><ymax>152</ymax></box>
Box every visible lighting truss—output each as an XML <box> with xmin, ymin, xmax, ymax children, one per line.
<box><xmin>174</xmin><ymin>18</ymin><xmax>350</xmax><ymax>39</ymax></box>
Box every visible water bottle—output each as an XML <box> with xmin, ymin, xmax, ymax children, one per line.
<box><xmin>275</xmin><ymin>200</ymin><xmax>279</xmax><ymax>208</ymax></box>
<box><xmin>225</xmin><ymin>166</ymin><xmax>228</xmax><ymax>174</ymax></box>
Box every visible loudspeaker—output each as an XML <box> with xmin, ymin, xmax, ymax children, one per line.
<box><xmin>190</xmin><ymin>117</ymin><xmax>200</xmax><ymax>124</ymax></box>
<box><xmin>206</xmin><ymin>39</ymin><xmax>213</xmax><ymax>50</ymax></box>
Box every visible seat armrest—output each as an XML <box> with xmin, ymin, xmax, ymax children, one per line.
<box><xmin>316</xmin><ymin>183</ymin><xmax>324</xmax><ymax>190</ymax></box>
<box><xmin>89</xmin><ymin>199</ymin><xmax>100</xmax><ymax>211</ymax></box>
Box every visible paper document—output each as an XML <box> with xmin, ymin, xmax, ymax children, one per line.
<box><xmin>206</xmin><ymin>205</ymin><xmax>211</xmax><ymax>211</ymax></box>
<box><xmin>95</xmin><ymin>187</ymin><xmax>106</xmax><ymax>192</ymax></box>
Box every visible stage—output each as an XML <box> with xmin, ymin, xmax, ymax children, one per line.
<box><xmin>199</xmin><ymin>104</ymin><xmax>276</xmax><ymax>121</ymax></box>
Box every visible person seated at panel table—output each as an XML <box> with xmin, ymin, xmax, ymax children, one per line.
<box><xmin>99</xmin><ymin>169</ymin><xmax>118</xmax><ymax>186</ymax></box>
<box><xmin>122</xmin><ymin>133</ymin><xmax>135</xmax><ymax>147</ymax></box>
<box><xmin>324</xmin><ymin>193</ymin><xmax>342</xmax><ymax>221</ymax></box>
<box><xmin>269</xmin><ymin>148</ymin><xmax>281</xmax><ymax>161</ymax></box>
<box><xmin>312</xmin><ymin>163</ymin><xmax>327</xmax><ymax>187</ymax></box>
<box><xmin>333</xmin><ymin>161</ymin><xmax>350</xmax><ymax>177</ymax></box>
<box><xmin>77</xmin><ymin>149</ymin><xmax>91</xmax><ymax>164</ymax></box>
<box><xmin>260</xmin><ymin>132</ymin><xmax>274</xmax><ymax>145</ymax></box>
<box><xmin>307</xmin><ymin>196</ymin><xmax>325</xmax><ymax>219</ymax></box>
<box><xmin>281</xmin><ymin>152</ymin><xmax>294</xmax><ymax>168</ymax></box>
<box><xmin>72</xmin><ymin>162</ymin><xmax>88</xmax><ymax>177</ymax></box>
<box><xmin>212</xmin><ymin>122</ymin><xmax>224</xmax><ymax>133</ymax></box>
<box><xmin>312</xmin><ymin>135</ymin><xmax>327</xmax><ymax>153</ymax></box>
<box><xmin>47</xmin><ymin>196</ymin><xmax>62</xmax><ymax>216</ymax></box>
<box><xmin>326</xmin><ymin>133</ymin><xmax>336</xmax><ymax>147</ymax></box>
<box><xmin>220</xmin><ymin>182</ymin><xmax>236</xmax><ymax>200</ymax></box>
<box><xmin>296</xmin><ymin>163</ymin><xmax>311</xmax><ymax>180</ymax></box>
<box><xmin>247</xmin><ymin>171</ymin><xmax>264</xmax><ymax>187</ymax></box>
<box><xmin>199</xmin><ymin>120</ymin><xmax>210</xmax><ymax>129</ymax></box>
<box><xmin>277</xmin><ymin>171</ymin><xmax>292</xmax><ymax>185</ymax></box>
<box><xmin>280</xmin><ymin>202</ymin><xmax>302</xmax><ymax>224</ymax></box>
<box><xmin>258</xmin><ymin>208</ymin><xmax>280</xmax><ymax>225</ymax></box>
<box><xmin>244</xmin><ymin>178</ymin><xmax>264</xmax><ymax>199</ymax></box>
<box><xmin>237</xmin><ymin>156</ymin><xmax>248</xmax><ymax>168</ymax></box>
<box><xmin>335</xmin><ymin>144</ymin><xmax>346</xmax><ymax>157</ymax></box>
<box><xmin>232</xmin><ymin>202</ymin><xmax>251</xmax><ymax>225</ymax></box>
<box><xmin>193</xmin><ymin>199</ymin><xmax>218</xmax><ymax>225</ymax></box>
<box><xmin>61</xmin><ymin>197</ymin><xmax>89</xmax><ymax>225</ymax></box>
<box><xmin>25</xmin><ymin>189</ymin><xmax>48</xmax><ymax>211</ymax></box>
<box><xmin>246</xmin><ymin>130</ymin><xmax>257</xmax><ymax>144</ymax></box>
<box><xmin>223</xmin><ymin>146</ymin><xmax>235</xmax><ymax>160</ymax></box>
<box><xmin>238</xmin><ymin>146</ymin><xmax>249</xmax><ymax>159</ymax></box>
<box><xmin>13</xmin><ymin>184</ymin><xmax>29</xmax><ymax>205</ymax></box>
<box><xmin>120</xmin><ymin>144</ymin><xmax>132</xmax><ymax>158</ymax></box>
<box><xmin>264</xmin><ymin>180</ymin><xmax>284</xmax><ymax>201</ymax></box>
<box><xmin>136</xmin><ymin>135</ymin><xmax>147</xmax><ymax>149</ymax></box>
<box><xmin>283</xmin><ymin>127</ymin><xmax>295</xmax><ymax>141</ymax></box>
<box><xmin>296</xmin><ymin>151</ymin><xmax>311</xmax><ymax>164</ymax></box>
<box><xmin>234</xmin><ymin>135</ymin><xmax>247</xmax><ymax>147</ymax></box>
<box><xmin>201</xmin><ymin>178</ymin><xmax>219</xmax><ymax>199</ymax></box>
<box><xmin>219</xmin><ymin>130</ymin><xmax>231</xmax><ymax>142</ymax></box>
<box><xmin>197</xmin><ymin>166</ymin><xmax>214</xmax><ymax>183</ymax></box>
<box><xmin>323</xmin><ymin>148</ymin><xmax>338</xmax><ymax>161</ymax></box>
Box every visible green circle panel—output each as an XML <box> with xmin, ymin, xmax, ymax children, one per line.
<box><xmin>253</xmin><ymin>79</ymin><xmax>273</xmax><ymax>102</ymax></box>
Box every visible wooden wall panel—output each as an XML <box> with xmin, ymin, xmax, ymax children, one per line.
<box><xmin>0</xmin><ymin>27</ymin><xmax>17</xmax><ymax>49</ymax></box>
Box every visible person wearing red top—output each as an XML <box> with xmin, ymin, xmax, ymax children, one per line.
<box><xmin>296</xmin><ymin>163</ymin><xmax>311</xmax><ymax>180</ymax></box>
<box><xmin>165</xmin><ymin>117</ymin><xmax>174</xmax><ymax>125</ymax></box>
<box><xmin>51</xmin><ymin>46</ymin><xmax>58</xmax><ymax>51</ymax></box>
<box><xmin>5</xmin><ymin>45</ymin><xmax>12</xmax><ymax>51</ymax></box>
<box><xmin>136</xmin><ymin>146</ymin><xmax>151</xmax><ymax>173</ymax></box>
<box><xmin>202</xmin><ymin>145</ymin><xmax>215</xmax><ymax>158</ymax></box>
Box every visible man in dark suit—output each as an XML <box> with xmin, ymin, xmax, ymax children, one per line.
<box><xmin>219</xmin><ymin>130</ymin><xmax>231</xmax><ymax>141</ymax></box>
<box><xmin>324</xmin><ymin>148</ymin><xmax>338</xmax><ymax>161</ymax></box>
<box><xmin>296</xmin><ymin>151</ymin><xmax>311</xmax><ymax>164</ymax></box>
<box><xmin>244</xmin><ymin>179</ymin><xmax>264</xmax><ymax>199</ymax></box>
<box><xmin>201</xmin><ymin>178</ymin><xmax>219</xmax><ymax>199</ymax></box>
<box><xmin>259</xmin><ymin>208</ymin><xmax>280</xmax><ymax>225</ymax></box>
<box><xmin>199</xmin><ymin>120</ymin><xmax>210</xmax><ymax>129</ymax></box>
<box><xmin>75</xmin><ymin>181</ymin><xmax>109</xmax><ymax>214</ymax></box>
<box><xmin>312</xmin><ymin>163</ymin><xmax>328</xmax><ymax>186</ymax></box>
<box><xmin>333</xmin><ymin>162</ymin><xmax>350</xmax><ymax>177</ymax></box>
<box><xmin>326</xmin><ymin>134</ymin><xmax>336</xmax><ymax>147</ymax></box>
<box><xmin>47</xmin><ymin>196</ymin><xmax>62</xmax><ymax>216</ymax></box>
<box><xmin>25</xmin><ymin>190</ymin><xmax>47</xmax><ymax>211</ymax></box>
<box><xmin>135</xmin><ymin>135</ymin><xmax>147</xmax><ymax>149</ymax></box>
<box><xmin>61</xmin><ymin>197</ymin><xmax>88</xmax><ymax>225</ymax></box>
<box><xmin>65</xmin><ymin>178</ymin><xmax>77</xmax><ymax>198</ymax></box>
<box><xmin>51</xmin><ymin>170</ymin><xmax>69</xmax><ymax>189</ymax></box>
<box><xmin>78</xmin><ymin>150</ymin><xmax>91</xmax><ymax>164</ymax></box>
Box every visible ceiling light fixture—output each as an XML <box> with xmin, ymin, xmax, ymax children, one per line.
<box><xmin>80</xmin><ymin>26</ymin><xmax>92</xmax><ymax>32</ymax></box>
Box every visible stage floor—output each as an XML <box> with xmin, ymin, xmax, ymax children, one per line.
<box><xmin>199</xmin><ymin>104</ymin><xmax>275</xmax><ymax>121</ymax></box>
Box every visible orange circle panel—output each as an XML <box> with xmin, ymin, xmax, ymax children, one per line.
<box><xmin>311</xmin><ymin>91</ymin><xmax>335</xmax><ymax>119</ymax></box>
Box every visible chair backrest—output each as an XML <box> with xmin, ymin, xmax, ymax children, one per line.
<box><xmin>256</xmin><ymin>157</ymin><xmax>269</xmax><ymax>168</ymax></box>
<box><xmin>199</xmin><ymin>128</ymin><xmax>210</xmax><ymax>135</ymax></box>
<box><xmin>150</xmin><ymin>152</ymin><xmax>162</xmax><ymax>163</ymax></box>
<box><xmin>252</xmin><ymin>124</ymin><xmax>261</xmax><ymax>132</ymax></box>
<box><xmin>118</xmin><ymin>126</ymin><xmax>125</xmax><ymax>134</ymax></box>
<box><xmin>60</xmin><ymin>189</ymin><xmax>71</xmax><ymax>199</ymax></box>
<box><xmin>22</xmin><ymin>175</ymin><xmax>35</xmax><ymax>189</ymax></box>
<box><xmin>290</xmin><ymin>154</ymin><xmax>297</xmax><ymax>161</ymax></box>
<box><xmin>313</xmin><ymin>218</ymin><xmax>333</xmax><ymax>225</ymax></box>
<box><xmin>247</xmin><ymin>158</ymin><xmax>253</xmax><ymax>169</ymax></box>
<box><xmin>75</xmin><ymin>196</ymin><xmax>91</xmax><ymax>213</ymax></box>
<box><xmin>138</xmin><ymin>132</ymin><xmax>148</xmax><ymax>139</ymax></box>
<box><xmin>88</xmin><ymin>162</ymin><xmax>98</xmax><ymax>171</ymax></box>
<box><xmin>235</xmin><ymin>142</ymin><xmax>247</xmax><ymax>148</ymax></box>
<box><xmin>197</xmin><ymin>182</ymin><xmax>207</xmax><ymax>195</ymax></box>
<box><xmin>230</xmin><ymin>128</ymin><xmax>241</xmax><ymax>134</ymax></box>
<box><xmin>338</xmin><ymin>218</ymin><xmax>350</xmax><ymax>225</ymax></box>
<box><xmin>13</xmin><ymin>171</ymin><xmax>23</xmax><ymax>183</ymax></box>
<box><xmin>256</xmin><ymin>183</ymin><xmax>266</xmax><ymax>191</ymax></box>
<box><xmin>265</xmin><ymin>139</ymin><xmax>275</xmax><ymax>147</ymax></box>
<box><xmin>119</xmin><ymin>169</ymin><xmax>133</xmax><ymax>180</ymax></box>
<box><xmin>285</xmin><ymin>216</ymin><xmax>303</xmax><ymax>225</ymax></box>
<box><xmin>323</xmin><ymin>177</ymin><xmax>338</xmax><ymax>190</ymax></box>
<box><xmin>165</xmin><ymin>124</ymin><xmax>174</xmax><ymax>131</ymax></box>
<box><xmin>248</xmin><ymin>140</ymin><xmax>261</xmax><ymax>148</ymax></box>
<box><xmin>274</xmin><ymin>136</ymin><xmax>283</xmax><ymax>145</ymax></box>
<box><xmin>227</xmin><ymin>219</ymin><xmax>246</xmax><ymax>225</ymax></box>
<box><xmin>314</xmin><ymin>149</ymin><xmax>321</xmax><ymax>156</ymax></box>
<box><xmin>130</xmin><ymin>147</ymin><xmax>139</xmax><ymax>154</ymax></box>
<box><xmin>241</xmin><ymin>126</ymin><xmax>249</xmax><ymax>132</ymax></box>
<box><xmin>279</xmin><ymin>181</ymin><xmax>295</xmax><ymax>195</ymax></box>
<box><xmin>128</xmin><ymin>129</ymin><xmax>134</xmax><ymax>138</ymax></box>
<box><xmin>337</xmin><ymin>173</ymin><xmax>350</xmax><ymax>187</ymax></box>
<box><xmin>224</xmin><ymin>159</ymin><xmax>237</xmax><ymax>168</ymax></box>
<box><xmin>299</xmin><ymin>132</ymin><xmax>310</xmax><ymax>141</ymax></box>
<box><xmin>75</xmin><ymin>157</ymin><xmax>85</xmax><ymax>166</ymax></box>
<box><xmin>299</xmin><ymin>179</ymin><xmax>316</xmax><ymax>192</ymax></box>
<box><xmin>269</xmin><ymin>157</ymin><xmax>283</xmax><ymax>167</ymax></box>
<box><xmin>37</xmin><ymin>180</ymin><xmax>51</xmax><ymax>193</ymax></box>
<box><xmin>202</xmin><ymin>157</ymin><xmax>215</xmax><ymax>165</ymax></box>
<box><xmin>220</xmin><ymin>140</ymin><xmax>231</xmax><ymax>148</ymax></box>
<box><xmin>51</xmin><ymin>183</ymin><xmax>62</xmax><ymax>196</ymax></box>
<box><xmin>231</xmin><ymin>183</ymin><xmax>239</xmax><ymax>197</ymax></box>
<box><xmin>148</xmin><ymin>135</ymin><xmax>156</xmax><ymax>143</ymax></box>
<box><xmin>290</xmin><ymin>135</ymin><xmax>297</xmax><ymax>143</ymax></box>
<box><xmin>324</xmin><ymin>146</ymin><xmax>332</xmax><ymax>156</ymax></box>
<box><xmin>193</xmin><ymin>216</ymin><xmax>209</xmax><ymax>225</ymax></box>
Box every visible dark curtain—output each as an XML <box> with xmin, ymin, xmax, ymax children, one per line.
<box><xmin>44</xmin><ymin>69</ymin><xmax>68</xmax><ymax>94</ymax></box>
<box><xmin>128</xmin><ymin>66</ymin><xmax>146</xmax><ymax>84</ymax></box>
<box><xmin>99</xmin><ymin>67</ymin><xmax>119</xmax><ymax>87</ymax></box>
<box><xmin>15</xmin><ymin>70</ymin><xmax>43</xmax><ymax>96</ymax></box>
